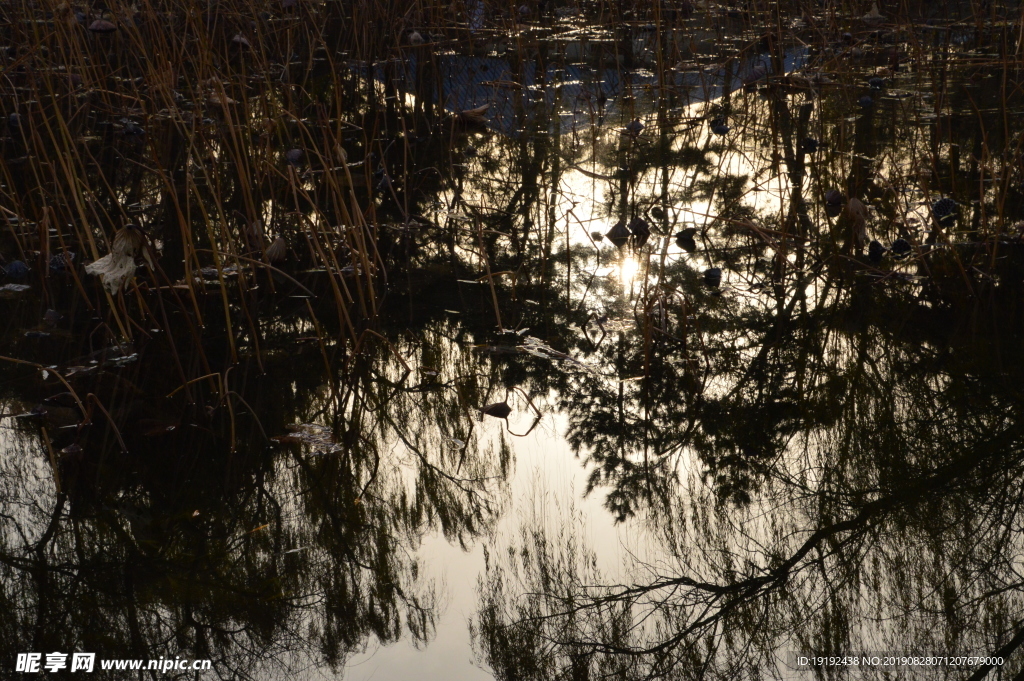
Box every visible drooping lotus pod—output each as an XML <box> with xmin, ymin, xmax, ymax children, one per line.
<box><xmin>825</xmin><ymin>189</ymin><xmax>845</xmax><ymax>217</ymax></box>
<box><xmin>606</xmin><ymin>220</ymin><xmax>630</xmax><ymax>248</ymax></box>
<box><xmin>629</xmin><ymin>217</ymin><xmax>650</xmax><ymax>248</ymax></box>
<box><xmin>891</xmin><ymin>238</ymin><xmax>912</xmax><ymax>258</ymax></box>
<box><xmin>933</xmin><ymin>197</ymin><xmax>957</xmax><ymax>225</ymax></box>
<box><xmin>868</xmin><ymin>240</ymin><xmax>885</xmax><ymax>264</ymax></box>
<box><xmin>481</xmin><ymin>402</ymin><xmax>512</xmax><ymax>419</ymax></box>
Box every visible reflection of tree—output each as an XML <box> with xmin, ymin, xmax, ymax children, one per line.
<box><xmin>0</xmin><ymin>320</ymin><xmax>506</xmax><ymax>677</ymax></box>
<box><xmin>448</xmin><ymin>48</ymin><xmax>1024</xmax><ymax>673</ymax></box>
<box><xmin>472</xmin><ymin>268</ymin><xmax>1024</xmax><ymax>678</ymax></box>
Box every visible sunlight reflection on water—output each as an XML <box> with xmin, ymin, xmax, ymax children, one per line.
<box><xmin>617</xmin><ymin>254</ymin><xmax>641</xmax><ymax>287</ymax></box>
<box><xmin>342</xmin><ymin>412</ymin><xmax>650</xmax><ymax>681</ymax></box>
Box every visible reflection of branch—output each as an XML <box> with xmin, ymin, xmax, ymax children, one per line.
<box><xmin>0</xmin><ymin>355</ymin><xmax>85</xmax><ymax>413</ymax></box>
<box><xmin>511</xmin><ymin>387</ymin><xmax>542</xmax><ymax>418</ymax></box>
<box><xmin>32</xmin><ymin>493</ymin><xmax>66</xmax><ymax>555</ymax></box>
<box><xmin>536</xmin><ymin>442</ymin><xmax>1017</xmax><ymax>657</ymax></box>
<box><xmin>475</xmin><ymin>217</ymin><xmax>504</xmax><ymax>331</ymax></box>
<box><xmin>362</xmin><ymin>329</ymin><xmax>412</xmax><ymax>373</ymax></box>
<box><xmin>87</xmin><ymin>394</ymin><xmax>127</xmax><ymax>453</ymax></box>
<box><xmin>506</xmin><ymin>415</ymin><xmax>541</xmax><ymax>438</ymax></box>
<box><xmin>380</xmin><ymin>410</ymin><xmax>497</xmax><ymax>492</ymax></box>
<box><xmin>193</xmin><ymin>249</ymin><xmax>315</xmax><ymax>296</ymax></box>
<box><xmin>370</xmin><ymin>369</ymin><xmax>456</xmax><ymax>393</ymax></box>
<box><xmin>965</xmin><ymin>619</ymin><xmax>1024</xmax><ymax>681</ymax></box>
<box><xmin>0</xmin><ymin>548</ymin><xmax>33</xmax><ymax>570</ymax></box>
<box><xmin>504</xmin><ymin>388</ymin><xmax>543</xmax><ymax>437</ymax></box>
<box><xmin>227</xmin><ymin>391</ymin><xmax>270</xmax><ymax>443</ymax></box>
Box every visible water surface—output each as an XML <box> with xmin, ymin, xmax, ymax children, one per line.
<box><xmin>2</xmin><ymin>0</ymin><xmax>1024</xmax><ymax>678</ymax></box>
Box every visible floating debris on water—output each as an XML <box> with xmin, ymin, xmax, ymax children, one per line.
<box><xmin>105</xmin><ymin>353</ymin><xmax>139</xmax><ymax>368</ymax></box>
<box><xmin>518</xmin><ymin>336</ymin><xmax>598</xmax><ymax>374</ymax></box>
<box><xmin>271</xmin><ymin>423</ymin><xmax>342</xmax><ymax>454</ymax></box>
<box><xmin>88</xmin><ymin>19</ymin><xmax>117</xmax><ymax>33</ymax></box>
<box><xmin>3</xmin><ymin>261</ymin><xmax>30</xmax><ymax>280</ymax></box>
<box><xmin>454</xmin><ymin>104</ymin><xmax>490</xmax><ymax>126</ymax></box>
<box><xmin>49</xmin><ymin>252</ymin><xmax>75</xmax><ymax>273</ymax></box>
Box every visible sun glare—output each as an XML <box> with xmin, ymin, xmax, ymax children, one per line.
<box><xmin>618</xmin><ymin>255</ymin><xmax>641</xmax><ymax>286</ymax></box>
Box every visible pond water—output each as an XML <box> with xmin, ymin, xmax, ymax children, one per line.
<box><xmin>2</xmin><ymin>0</ymin><xmax>1024</xmax><ymax>679</ymax></box>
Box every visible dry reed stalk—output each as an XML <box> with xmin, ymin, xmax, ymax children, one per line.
<box><xmin>475</xmin><ymin>218</ymin><xmax>504</xmax><ymax>330</ymax></box>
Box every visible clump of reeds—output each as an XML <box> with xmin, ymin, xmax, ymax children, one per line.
<box><xmin>1</xmin><ymin>0</ymin><xmax>1021</xmax><ymax>384</ymax></box>
<box><xmin>0</xmin><ymin>0</ymin><xmax>418</xmax><ymax>368</ymax></box>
